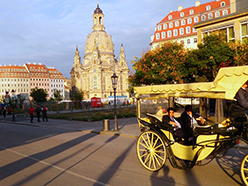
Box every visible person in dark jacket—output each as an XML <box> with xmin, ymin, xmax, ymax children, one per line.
<box><xmin>233</xmin><ymin>81</ymin><xmax>248</xmax><ymax>114</ymax></box>
<box><xmin>3</xmin><ymin>106</ymin><xmax>6</xmax><ymax>118</ymax></box>
<box><xmin>162</xmin><ymin>107</ymin><xmax>185</xmax><ymax>139</ymax></box>
<box><xmin>35</xmin><ymin>105</ymin><xmax>41</xmax><ymax>122</ymax></box>
<box><xmin>42</xmin><ymin>105</ymin><xmax>48</xmax><ymax>122</ymax></box>
<box><xmin>180</xmin><ymin>105</ymin><xmax>205</xmax><ymax>143</ymax></box>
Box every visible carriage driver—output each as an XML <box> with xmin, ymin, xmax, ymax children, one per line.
<box><xmin>233</xmin><ymin>80</ymin><xmax>248</xmax><ymax>114</ymax></box>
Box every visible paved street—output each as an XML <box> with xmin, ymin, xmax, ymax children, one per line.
<box><xmin>0</xmin><ymin>116</ymin><xmax>247</xmax><ymax>185</ymax></box>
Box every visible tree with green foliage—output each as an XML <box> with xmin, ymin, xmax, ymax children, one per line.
<box><xmin>194</xmin><ymin>32</ymin><xmax>236</xmax><ymax>82</ymax></box>
<box><xmin>229</xmin><ymin>37</ymin><xmax>248</xmax><ymax>66</ymax></box>
<box><xmin>129</xmin><ymin>42</ymin><xmax>188</xmax><ymax>86</ymax></box>
<box><xmin>53</xmin><ymin>89</ymin><xmax>63</xmax><ymax>102</ymax></box>
<box><xmin>30</xmin><ymin>87</ymin><xmax>48</xmax><ymax>103</ymax></box>
<box><xmin>129</xmin><ymin>32</ymin><xmax>248</xmax><ymax>87</ymax></box>
<box><xmin>72</xmin><ymin>89</ymin><xmax>84</xmax><ymax>102</ymax></box>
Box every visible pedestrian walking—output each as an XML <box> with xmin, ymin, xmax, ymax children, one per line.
<box><xmin>29</xmin><ymin>105</ymin><xmax>35</xmax><ymax>123</ymax></box>
<box><xmin>3</xmin><ymin>106</ymin><xmax>6</xmax><ymax>118</ymax></box>
<box><xmin>85</xmin><ymin>102</ymin><xmax>88</xmax><ymax>110</ymax></box>
<box><xmin>42</xmin><ymin>105</ymin><xmax>48</xmax><ymax>122</ymax></box>
<box><xmin>8</xmin><ymin>106</ymin><xmax>11</xmax><ymax>115</ymax></box>
<box><xmin>35</xmin><ymin>105</ymin><xmax>41</xmax><ymax>122</ymax></box>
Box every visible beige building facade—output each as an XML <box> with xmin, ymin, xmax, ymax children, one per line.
<box><xmin>150</xmin><ymin>0</ymin><xmax>231</xmax><ymax>50</ymax></box>
<box><xmin>194</xmin><ymin>0</ymin><xmax>248</xmax><ymax>43</ymax></box>
<box><xmin>0</xmin><ymin>65</ymin><xmax>30</xmax><ymax>99</ymax></box>
<box><xmin>70</xmin><ymin>3</ymin><xmax>129</xmax><ymax>100</ymax></box>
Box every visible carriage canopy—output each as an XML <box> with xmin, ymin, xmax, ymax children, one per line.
<box><xmin>134</xmin><ymin>65</ymin><xmax>248</xmax><ymax>100</ymax></box>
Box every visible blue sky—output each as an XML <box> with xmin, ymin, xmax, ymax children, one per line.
<box><xmin>0</xmin><ymin>0</ymin><xmax>210</xmax><ymax>78</ymax></box>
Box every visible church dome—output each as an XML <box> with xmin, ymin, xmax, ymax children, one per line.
<box><xmin>94</xmin><ymin>4</ymin><xmax>103</xmax><ymax>14</ymax></box>
<box><xmin>84</xmin><ymin>30</ymin><xmax>114</xmax><ymax>57</ymax></box>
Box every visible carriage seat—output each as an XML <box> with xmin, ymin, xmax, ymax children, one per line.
<box><xmin>194</xmin><ymin>124</ymin><xmax>238</xmax><ymax>136</ymax></box>
<box><xmin>145</xmin><ymin>113</ymin><xmax>182</xmax><ymax>142</ymax></box>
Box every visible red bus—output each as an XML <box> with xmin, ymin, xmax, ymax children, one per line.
<box><xmin>91</xmin><ymin>97</ymin><xmax>103</xmax><ymax>107</ymax></box>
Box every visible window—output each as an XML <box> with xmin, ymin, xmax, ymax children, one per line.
<box><xmin>189</xmin><ymin>9</ymin><xmax>194</xmax><ymax>15</ymax></box>
<box><xmin>201</xmin><ymin>15</ymin><xmax>206</xmax><ymax>21</ymax></box>
<box><xmin>194</xmin><ymin>38</ymin><xmax>197</xmax><ymax>43</ymax></box>
<box><xmin>173</xmin><ymin>29</ymin><xmax>178</xmax><ymax>36</ymax></box>
<box><xmin>168</xmin><ymin>15</ymin><xmax>173</xmax><ymax>20</ymax></box>
<box><xmin>220</xmin><ymin>1</ymin><xmax>226</xmax><ymax>7</ymax></box>
<box><xmin>163</xmin><ymin>24</ymin><xmax>167</xmax><ymax>29</ymax></box>
<box><xmin>180</xmin><ymin>12</ymin><xmax>185</xmax><ymax>17</ymax></box>
<box><xmin>241</xmin><ymin>23</ymin><xmax>248</xmax><ymax>42</ymax></box>
<box><xmin>206</xmin><ymin>5</ymin><xmax>211</xmax><ymax>11</ymax></box>
<box><xmin>193</xmin><ymin>28</ymin><xmax>197</xmax><ymax>32</ymax></box>
<box><xmin>180</xmin><ymin>40</ymin><xmax>184</xmax><ymax>44</ymax></box>
<box><xmin>167</xmin><ymin>31</ymin><xmax>172</xmax><ymax>37</ymax></box>
<box><xmin>228</xmin><ymin>27</ymin><xmax>235</xmax><ymax>42</ymax></box>
<box><xmin>194</xmin><ymin>16</ymin><xmax>199</xmax><ymax>23</ymax></box>
<box><xmin>179</xmin><ymin>28</ymin><xmax>184</xmax><ymax>35</ymax></box>
<box><xmin>156</xmin><ymin>33</ymin><xmax>160</xmax><ymax>40</ymax></box>
<box><xmin>162</xmin><ymin>32</ymin><xmax>166</xmax><ymax>39</ymax></box>
<box><xmin>187</xmin><ymin>18</ymin><xmax>192</xmax><ymax>24</ymax></box>
<box><xmin>187</xmin><ymin>39</ymin><xmax>190</xmax><ymax>44</ymax></box>
<box><xmin>222</xmin><ymin>10</ymin><xmax>228</xmax><ymax>15</ymax></box>
<box><xmin>158</xmin><ymin>25</ymin><xmax>162</xmax><ymax>31</ymax></box>
<box><xmin>181</xmin><ymin>19</ymin><xmax>185</xmax><ymax>25</ymax></box>
<box><xmin>175</xmin><ymin>21</ymin><xmax>179</xmax><ymax>27</ymax></box>
<box><xmin>186</xmin><ymin>26</ymin><xmax>191</xmax><ymax>34</ymax></box>
<box><xmin>208</xmin><ymin>13</ymin><xmax>213</xmax><ymax>19</ymax></box>
<box><xmin>215</xmin><ymin>11</ymin><xmax>220</xmax><ymax>17</ymax></box>
<box><xmin>169</xmin><ymin>22</ymin><xmax>173</xmax><ymax>28</ymax></box>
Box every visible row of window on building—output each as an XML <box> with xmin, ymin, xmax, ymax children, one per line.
<box><xmin>31</xmin><ymin>83</ymin><xmax>49</xmax><ymax>86</ymax></box>
<box><xmin>157</xmin><ymin>9</ymin><xmax>229</xmax><ymax>32</ymax></box>
<box><xmin>167</xmin><ymin>1</ymin><xmax>227</xmax><ymax>20</ymax></box>
<box><xmin>1</xmin><ymin>73</ymin><xmax>29</xmax><ymax>77</ymax></box>
<box><xmin>156</xmin><ymin>27</ymin><xmax>197</xmax><ymax>40</ymax></box>
<box><xmin>0</xmin><ymin>78</ymin><xmax>29</xmax><ymax>82</ymax></box>
<box><xmin>203</xmin><ymin>22</ymin><xmax>248</xmax><ymax>42</ymax></box>
<box><xmin>1</xmin><ymin>83</ymin><xmax>28</xmax><ymax>87</ymax></box>
<box><xmin>51</xmin><ymin>84</ymin><xmax>63</xmax><ymax>88</ymax></box>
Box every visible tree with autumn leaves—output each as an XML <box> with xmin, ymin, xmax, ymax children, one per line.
<box><xmin>129</xmin><ymin>33</ymin><xmax>248</xmax><ymax>86</ymax></box>
<box><xmin>130</xmin><ymin>42</ymin><xmax>187</xmax><ymax>86</ymax></box>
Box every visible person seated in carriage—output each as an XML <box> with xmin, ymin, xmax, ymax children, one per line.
<box><xmin>233</xmin><ymin>80</ymin><xmax>248</xmax><ymax>115</ymax></box>
<box><xmin>180</xmin><ymin>105</ymin><xmax>205</xmax><ymax>143</ymax></box>
<box><xmin>162</xmin><ymin>107</ymin><xmax>185</xmax><ymax>139</ymax></box>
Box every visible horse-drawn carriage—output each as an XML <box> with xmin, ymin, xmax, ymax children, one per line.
<box><xmin>134</xmin><ymin>65</ymin><xmax>248</xmax><ymax>185</ymax></box>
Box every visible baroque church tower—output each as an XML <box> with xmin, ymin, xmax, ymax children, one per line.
<box><xmin>70</xmin><ymin>2</ymin><xmax>129</xmax><ymax>100</ymax></box>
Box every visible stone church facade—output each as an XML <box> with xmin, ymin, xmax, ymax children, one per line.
<box><xmin>70</xmin><ymin>3</ymin><xmax>129</xmax><ymax>100</ymax></box>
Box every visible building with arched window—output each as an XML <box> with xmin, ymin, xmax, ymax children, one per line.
<box><xmin>150</xmin><ymin>0</ymin><xmax>230</xmax><ymax>49</ymax></box>
<box><xmin>70</xmin><ymin>3</ymin><xmax>129</xmax><ymax>100</ymax></box>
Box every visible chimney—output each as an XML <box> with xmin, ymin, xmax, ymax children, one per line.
<box><xmin>195</xmin><ymin>1</ymin><xmax>200</xmax><ymax>7</ymax></box>
<box><xmin>170</xmin><ymin>10</ymin><xmax>174</xmax><ymax>13</ymax></box>
<box><xmin>178</xmin><ymin>5</ymin><xmax>183</xmax><ymax>11</ymax></box>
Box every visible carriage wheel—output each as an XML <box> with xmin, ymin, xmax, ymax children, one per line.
<box><xmin>136</xmin><ymin>131</ymin><xmax>167</xmax><ymax>171</ymax></box>
<box><xmin>240</xmin><ymin>153</ymin><xmax>248</xmax><ymax>185</ymax></box>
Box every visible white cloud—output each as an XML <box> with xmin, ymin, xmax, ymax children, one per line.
<box><xmin>0</xmin><ymin>0</ymin><xmax>211</xmax><ymax>77</ymax></box>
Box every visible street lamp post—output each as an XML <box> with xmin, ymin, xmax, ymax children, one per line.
<box><xmin>111</xmin><ymin>72</ymin><xmax>118</xmax><ymax>131</ymax></box>
<box><xmin>11</xmin><ymin>89</ymin><xmax>15</xmax><ymax>121</ymax></box>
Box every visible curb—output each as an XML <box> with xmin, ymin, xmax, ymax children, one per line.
<box><xmin>0</xmin><ymin>120</ymin><xmax>139</xmax><ymax>139</ymax></box>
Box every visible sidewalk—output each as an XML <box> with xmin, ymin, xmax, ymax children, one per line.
<box><xmin>0</xmin><ymin>115</ymin><xmax>141</xmax><ymax>138</ymax></box>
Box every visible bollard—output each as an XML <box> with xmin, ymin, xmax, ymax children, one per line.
<box><xmin>103</xmin><ymin>119</ymin><xmax>110</xmax><ymax>131</ymax></box>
